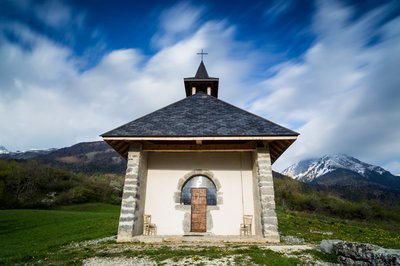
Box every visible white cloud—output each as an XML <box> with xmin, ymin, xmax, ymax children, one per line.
<box><xmin>1</xmin><ymin>0</ymin><xmax>399</xmax><ymax>176</ymax></box>
<box><xmin>151</xmin><ymin>2</ymin><xmax>204</xmax><ymax>48</ymax></box>
<box><xmin>34</xmin><ymin>0</ymin><xmax>73</xmax><ymax>28</ymax></box>
<box><xmin>4</xmin><ymin>0</ymin><xmax>85</xmax><ymax>30</ymax></box>
<box><xmin>250</xmin><ymin>0</ymin><xmax>400</xmax><ymax>173</ymax></box>
<box><xmin>0</xmin><ymin>10</ymin><xmax>255</xmax><ymax>152</ymax></box>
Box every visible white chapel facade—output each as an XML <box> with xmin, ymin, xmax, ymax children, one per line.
<box><xmin>102</xmin><ymin>60</ymin><xmax>298</xmax><ymax>242</ymax></box>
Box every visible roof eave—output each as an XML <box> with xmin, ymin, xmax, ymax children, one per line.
<box><xmin>183</xmin><ymin>78</ymin><xmax>219</xmax><ymax>81</ymax></box>
<box><xmin>102</xmin><ymin>135</ymin><xmax>298</xmax><ymax>141</ymax></box>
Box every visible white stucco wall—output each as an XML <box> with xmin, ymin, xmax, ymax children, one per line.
<box><xmin>144</xmin><ymin>152</ymin><xmax>255</xmax><ymax>236</ymax></box>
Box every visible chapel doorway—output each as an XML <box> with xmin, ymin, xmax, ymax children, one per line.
<box><xmin>191</xmin><ymin>188</ymin><xmax>207</xmax><ymax>232</ymax></box>
<box><xmin>181</xmin><ymin>175</ymin><xmax>217</xmax><ymax>233</ymax></box>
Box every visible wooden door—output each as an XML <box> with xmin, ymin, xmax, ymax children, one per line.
<box><xmin>191</xmin><ymin>188</ymin><xmax>207</xmax><ymax>232</ymax></box>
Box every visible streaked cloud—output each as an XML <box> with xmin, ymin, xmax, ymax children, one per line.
<box><xmin>151</xmin><ymin>2</ymin><xmax>205</xmax><ymax>48</ymax></box>
<box><xmin>0</xmin><ymin>3</ymin><xmax>254</xmax><ymax>152</ymax></box>
<box><xmin>251</xmin><ymin>0</ymin><xmax>400</xmax><ymax>174</ymax></box>
<box><xmin>34</xmin><ymin>0</ymin><xmax>74</xmax><ymax>28</ymax></box>
<box><xmin>263</xmin><ymin>0</ymin><xmax>293</xmax><ymax>23</ymax></box>
<box><xmin>0</xmin><ymin>0</ymin><xmax>399</xmax><ymax>175</ymax></box>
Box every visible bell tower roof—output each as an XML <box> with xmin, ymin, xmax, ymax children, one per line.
<box><xmin>194</xmin><ymin>61</ymin><xmax>209</xmax><ymax>79</ymax></box>
<box><xmin>184</xmin><ymin>60</ymin><xmax>219</xmax><ymax>98</ymax></box>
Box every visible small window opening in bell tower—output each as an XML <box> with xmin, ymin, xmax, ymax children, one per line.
<box><xmin>184</xmin><ymin>50</ymin><xmax>219</xmax><ymax>98</ymax></box>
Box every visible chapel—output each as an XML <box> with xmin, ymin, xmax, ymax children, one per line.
<box><xmin>101</xmin><ymin>58</ymin><xmax>298</xmax><ymax>242</ymax></box>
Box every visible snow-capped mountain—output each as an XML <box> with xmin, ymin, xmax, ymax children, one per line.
<box><xmin>0</xmin><ymin>145</ymin><xmax>9</xmax><ymax>154</ymax></box>
<box><xmin>0</xmin><ymin>147</ymin><xmax>57</xmax><ymax>159</ymax></box>
<box><xmin>0</xmin><ymin>141</ymin><xmax>125</xmax><ymax>174</ymax></box>
<box><xmin>282</xmin><ymin>154</ymin><xmax>400</xmax><ymax>189</ymax></box>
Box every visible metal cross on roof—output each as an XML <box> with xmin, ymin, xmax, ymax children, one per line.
<box><xmin>197</xmin><ymin>49</ymin><xmax>208</xmax><ymax>61</ymax></box>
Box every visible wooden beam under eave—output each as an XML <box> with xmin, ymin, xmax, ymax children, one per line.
<box><xmin>268</xmin><ymin>142</ymin><xmax>281</xmax><ymax>164</ymax></box>
<box><xmin>274</xmin><ymin>140</ymin><xmax>287</xmax><ymax>151</ymax></box>
<box><xmin>142</xmin><ymin>142</ymin><xmax>257</xmax><ymax>152</ymax></box>
<box><xmin>269</xmin><ymin>138</ymin><xmax>298</xmax><ymax>164</ymax></box>
<box><xmin>103</xmin><ymin>139</ymin><xmax>129</xmax><ymax>159</ymax></box>
<box><xmin>114</xmin><ymin>140</ymin><xmax>127</xmax><ymax>151</ymax></box>
<box><xmin>121</xmin><ymin>143</ymin><xmax>131</xmax><ymax>158</ymax></box>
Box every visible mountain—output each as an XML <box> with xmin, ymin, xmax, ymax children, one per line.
<box><xmin>282</xmin><ymin>154</ymin><xmax>400</xmax><ymax>204</ymax></box>
<box><xmin>0</xmin><ymin>141</ymin><xmax>126</xmax><ymax>175</ymax></box>
<box><xmin>0</xmin><ymin>145</ymin><xmax>9</xmax><ymax>154</ymax></box>
<box><xmin>37</xmin><ymin>141</ymin><xmax>126</xmax><ymax>174</ymax></box>
<box><xmin>282</xmin><ymin>154</ymin><xmax>400</xmax><ymax>190</ymax></box>
<box><xmin>0</xmin><ymin>148</ymin><xmax>57</xmax><ymax>159</ymax></box>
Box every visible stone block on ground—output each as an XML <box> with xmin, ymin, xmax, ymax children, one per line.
<box><xmin>281</xmin><ymin>235</ymin><xmax>305</xmax><ymax>245</ymax></box>
<box><xmin>320</xmin><ymin>239</ymin><xmax>342</xmax><ymax>254</ymax></box>
<box><xmin>334</xmin><ymin>241</ymin><xmax>400</xmax><ymax>266</ymax></box>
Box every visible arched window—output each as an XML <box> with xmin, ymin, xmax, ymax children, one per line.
<box><xmin>181</xmin><ymin>175</ymin><xmax>217</xmax><ymax>205</ymax></box>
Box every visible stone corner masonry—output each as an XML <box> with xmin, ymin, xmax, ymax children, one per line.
<box><xmin>117</xmin><ymin>143</ymin><xmax>147</xmax><ymax>242</ymax></box>
<box><xmin>253</xmin><ymin>145</ymin><xmax>280</xmax><ymax>242</ymax></box>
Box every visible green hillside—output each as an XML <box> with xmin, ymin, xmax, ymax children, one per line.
<box><xmin>0</xmin><ymin>159</ymin><xmax>123</xmax><ymax>209</ymax></box>
<box><xmin>2</xmin><ymin>159</ymin><xmax>399</xmax><ymax>226</ymax></box>
<box><xmin>273</xmin><ymin>171</ymin><xmax>400</xmax><ymax>223</ymax></box>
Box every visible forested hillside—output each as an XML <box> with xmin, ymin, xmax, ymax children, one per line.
<box><xmin>1</xmin><ymin>147</ymin><xmax>399</xmax><ymax>226</ymax></box>
<box><xmin>0</xmin><ymin>141</ymin><xmax>126</xmax><ymax>175</ymax></box>
<box><xmin>273</xmin><ymin>171</ymin><xmax>400</xmax><ymax>223</ymax></box>
<box><xmin>0</xmin><ymin>159</ymin><xmax>123</xmax><ymax>208</ymax></box>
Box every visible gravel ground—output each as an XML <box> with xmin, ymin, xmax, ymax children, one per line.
<box><xmin>84</xmin><ymin>257</ymin><xmax>157</xmax><ymax>266</ymax></box>
<box><xmin>84</xmin><ymin>255</ymin><xmax>252</xmax><ymax>266</ymax></box>
<box><xmin>70</xmin><ymin>236</ymin><xmax>117</xmax><ymax>248</ymax></box>
<box><xmin>79</xmin><ymin>236</ymin><xmax>337</xmax><ymax>266</ymax></box>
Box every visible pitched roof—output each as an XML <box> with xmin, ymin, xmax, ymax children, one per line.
<box><xmin>102</xmin><ymin>92</ymin><xmax>298</xmax><ymax>138</ymax></box>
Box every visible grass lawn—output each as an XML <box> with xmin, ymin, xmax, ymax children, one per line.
<box><xmin>0</xmin><ymin>203</ymin><xmax>119</xmax><ymax>264</ymax></box>
<box><xmin>0</xmin><ymin>203</ymin><xmax>398</xmax><ymax>265</ymax></box>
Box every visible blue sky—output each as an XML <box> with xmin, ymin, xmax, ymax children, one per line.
<box><xmin>1</xmin><ymin>0</ymin><xmax>400</xmax><ymax>174</ymax></box>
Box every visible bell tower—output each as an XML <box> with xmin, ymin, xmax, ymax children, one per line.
<box><xmin>184</xmin><ymin>51</ymin><xmax>219</xmax><ymax>98</ymax></box>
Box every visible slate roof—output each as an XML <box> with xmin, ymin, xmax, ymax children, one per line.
<box><xmin>102</xmin><ymin>92</ymin><xmax>298</xmax><ymax>138</ymax></box>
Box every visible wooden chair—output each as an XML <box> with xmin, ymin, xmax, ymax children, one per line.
<box><xmin>143</xmin><ymin>214</ymin><xmax>157</xmax><ymax>235</ymax></box>
<box><xmin>240</xmin><ymin>215</ymin><xmax>253</xmax><ymax>237</ymax></box>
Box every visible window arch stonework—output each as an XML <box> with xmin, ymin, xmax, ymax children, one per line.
<box><xmin>181</xmin><ymin>175</ymin><xmax>217</xmax><ymax>205</ymax></box>
<box><xmin>177</xmin><ymin>169</ymin><xmax>221</xmax><ymax>191</ymax></box>
<box><xmin>174</xmin><ymin>169</ymin><xmax>222</xmax><ymax>207</ymax></box>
